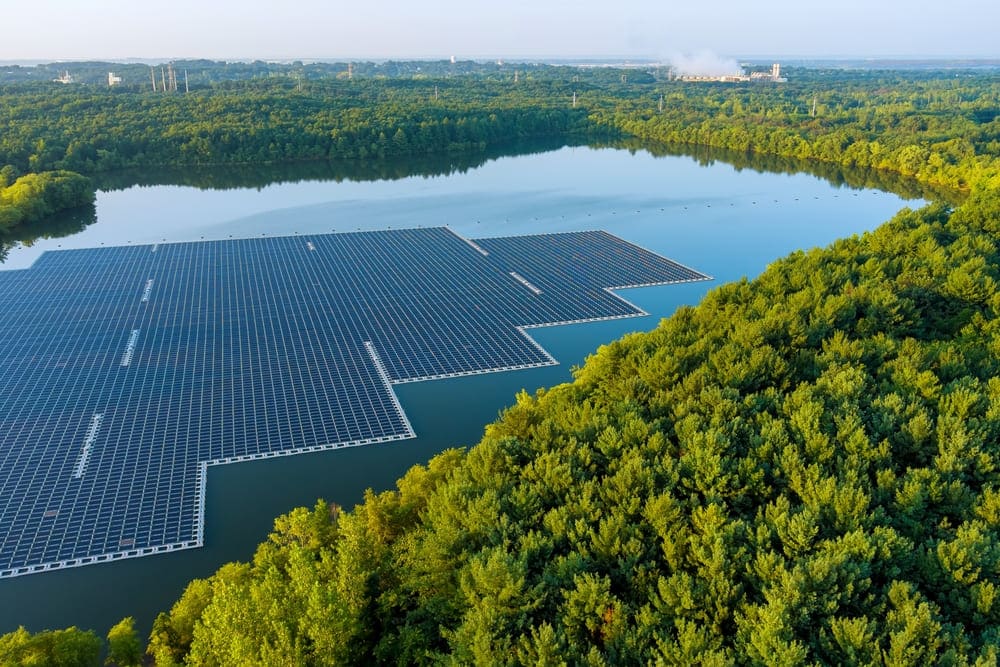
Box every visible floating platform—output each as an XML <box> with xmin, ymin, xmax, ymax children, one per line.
<box><xmin>0</xmin><ymin>227</ymin><xmax>709</xmax><ymax>577</ymax></box>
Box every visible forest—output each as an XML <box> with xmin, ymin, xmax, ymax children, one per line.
<box><xmin>0</xmin><ymin>170</ymin><xmax>92</xmax><ymax>231</ymax></box>
<box><xmin>2</xmin><ymin>62</ymin><xmax>1000</xmax><ymax>664</ymax></box>
<box><xmin>596</xmin><ymin>76</ymin><xmax>1000</xmax><ymax>193</ymax></box>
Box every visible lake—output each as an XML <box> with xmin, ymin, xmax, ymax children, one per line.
<box><xmin>0</xmin><ymin>143</ymin><xmax>933</xmax><ymax>638</ymax></box>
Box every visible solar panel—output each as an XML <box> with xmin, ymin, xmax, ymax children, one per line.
<box><xmin>0</xmin><ymin>227</ymin><xmax>709</xmax><ymax>577</ymax></box>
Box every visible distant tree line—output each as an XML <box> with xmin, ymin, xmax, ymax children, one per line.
<box><xmin>0</xmin><ymin>59</ymin><xmax>653</xmax><ymax>88</ymax></box>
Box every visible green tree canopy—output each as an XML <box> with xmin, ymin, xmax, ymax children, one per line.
<box><xmin>105</xmin><ymin>618</ymin><xmax>141</xmax><ymax>667</ymax></box>
<box><xmin>0</xmin><ymin>626</ymin><xmax>101</xmax><ymax>667</ymax></box>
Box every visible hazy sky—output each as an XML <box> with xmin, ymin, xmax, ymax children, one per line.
<box><xmin>3</xmin><ymin>0</ymin><xmax>997</xmax><ymax>61</ymax></box>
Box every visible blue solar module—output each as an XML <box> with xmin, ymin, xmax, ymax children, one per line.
<box><xmin>0</xmin><ymin>227</ymin><xmax>709</xmax><ymax>577</ymax></box>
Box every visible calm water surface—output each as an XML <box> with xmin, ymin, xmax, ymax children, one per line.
<box><xmin>0</xmin><ymin>145</ymin><xmax>924</xmax><ymax>637</ymax></box>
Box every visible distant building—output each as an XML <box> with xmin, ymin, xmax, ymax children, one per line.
<box><xmin>54</xmin><ymin>70</ymin><xmax>73</xmax><ymax>84</ymax></box>
<box><xmin>678</xmin><ymin>62</ymin><xmax>787</xmax><ymax>83</ymax></box>
<box><xmin>750</xmin><ymin>63</ymin><xmax>787</xmax><ymax>82</ymax></box>
<box><xmin>108</xmin><ymin>72</ymin><xmax>122</xmax><ymax>86</ymax></box>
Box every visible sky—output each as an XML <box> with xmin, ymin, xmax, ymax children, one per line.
<box><xmin>3</xmin><ymin>0</ymin><xmax>997</xmax><ymax>62</ymax></box>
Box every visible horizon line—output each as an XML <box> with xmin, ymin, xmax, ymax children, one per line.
<box><xmin>3</xmin><ymin>54</ymin><xmax>1000</xmax><ymax>66</ymax></box>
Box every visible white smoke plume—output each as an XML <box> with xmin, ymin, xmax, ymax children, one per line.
<box><xmin>669</xmin><ymin>50</ymin><xmax>742</xmax><ymax>77</ymax></box>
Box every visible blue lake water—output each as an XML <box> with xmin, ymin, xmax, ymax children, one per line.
<box><xmin>0</xmin><ymin>144</ymin><xmax>925</xmax><ymax>637</ymax></box>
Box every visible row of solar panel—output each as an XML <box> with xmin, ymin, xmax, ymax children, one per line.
<box><xmin>0</xmin><ymin>228</ymin><xmax>708</xmax><ymax>576</ymax></box>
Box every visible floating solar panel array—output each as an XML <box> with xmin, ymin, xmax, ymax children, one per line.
<box><xmin>0</xmin><ymin>227</ymin><xmax>709</xmax><ymax>577</ymax></box>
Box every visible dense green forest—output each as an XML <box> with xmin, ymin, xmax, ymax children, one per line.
<box><xmin>0</xmin><ymin>171</ymin><xmax>92</xmax><ymax>230</ymax></box>
<box><xmin>596</xmin><ymin>76</ymin><xmax>1000</xmax><ymax>192</ymax></box>
<box><xmin>0</xmin><ymin>618</ymin><xmax>139</xmax><ymax>666</ymax></box>
<box><xmin>3</xmin><ymin>62</ymin><xmax>1000</xmax><ymax>664</ymax></box>
<box><xmin>0</xmin><ymin>79</ymin><xmax>591</xmax><ymax>172</ymax></box>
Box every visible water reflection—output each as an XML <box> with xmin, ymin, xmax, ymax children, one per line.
<box><xmin>0</xmin><ymin>203</ymin><xmax>96</xmax><ymax>264</ymax></box>
<box><xmin>88</xmin><ymin>138</ymin><xmax>958</xmax><ymax>203</ymax></box>
<box><xmin>89</xmin><ymin>137</ymin><xmax>581</xmax><ymax>192</ymax></box>
<box><xmin>6</xmin><ymin>138</ymin><xmax>956</xmax><ymax>267</ymax></box>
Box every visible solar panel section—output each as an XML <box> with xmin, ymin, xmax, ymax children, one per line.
<box><xmin>473</xmin><ymin>230</ymin><xmax>710</xmax><ymax>328</ymax></box>
<box><xmin>0</xmin><ymin>227</ymin><xmax>709</xmax><ymax>577</ymax></box>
